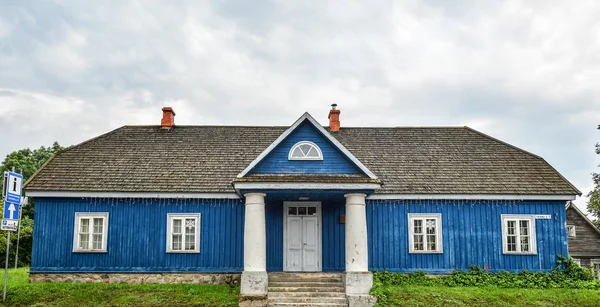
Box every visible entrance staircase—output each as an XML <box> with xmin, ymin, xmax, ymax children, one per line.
<box><xmin>267</xmin><ymin>272</ymin><xmax>347</xmax><ymax>306</ymax></box>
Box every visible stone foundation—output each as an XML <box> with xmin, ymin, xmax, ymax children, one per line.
<box><xmin>29</xmin><ymin>272</ymin><xmax>241</xmax><ymax>285</ymax></box>
<box><xmin>239</xmin><ymin>295</ymin><xmax>267</xmax><ymax>307</ymax></box>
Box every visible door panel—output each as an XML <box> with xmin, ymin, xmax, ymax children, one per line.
<box><xmin>302</xmin><ymin>217</ymin><xmax>319</xmax><ymax>271</ymax></box>
<box><xmin>286</xmin><ymin>217</ymin><xmax>303</xmax><ymax>271</ymax></box>
<box><xmin>284</xmin><ymin>204</ymin><xmax>321</xmax><ymax>272</ymax></box>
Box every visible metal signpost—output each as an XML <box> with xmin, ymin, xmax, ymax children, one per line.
<box><xmin>2</xmin><ymin>170</ymin><xmax>22</xmax><ymax>302</ymax></box>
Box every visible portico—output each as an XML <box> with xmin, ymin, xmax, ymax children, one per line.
<box><xmin>239</xmin><ymin>191</ymin><xmax>373</xmax><ymax>297</ymax></box>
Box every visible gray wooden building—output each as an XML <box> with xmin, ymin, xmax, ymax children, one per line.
<box><xmin>567</xmin><ymin>202</ymin><xmax>600</xmax><ymax>275</ymax></box>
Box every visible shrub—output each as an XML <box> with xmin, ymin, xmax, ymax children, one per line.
<box><xmin>373</xmin><ymin>255</ymin><xmax>598</xmax><ymax>290</ymax></box>
<box><xmin>371</xmin><ymin>256</ymin><xmax>598</xmax><ymax>306</ymax></box>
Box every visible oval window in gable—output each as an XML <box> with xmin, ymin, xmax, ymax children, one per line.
<box><xmin>288</xmin><ymin>141</ymin><xmax>323</xmax><ymax>160</ymax></box>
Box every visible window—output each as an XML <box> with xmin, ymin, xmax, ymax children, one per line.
<box><xmin>408</xmin><ymin>213</ymin><xmax>443</xmax><ymax>253</ymax></box>
<box><xmin>288</xmin><ymin>141</ymin><xmax>323</xmax><ymax>160</ymax></box>
<box><xmin>501</xmin><ymin>215</ymin><xmax>537</xmax><ymax>254</ymax></box>
<box><xmin>167</xmin><ymin>214</ymin><xmax>200</xmax><ymax>253</ymax></box>
<box><xmin>567</xmin><ymin>225</ymin><xmax>576</xmax><ymax>237</ymax></box>
<box><xmin>572</xmin><ymin>258</ymin><xmax>581</xmax><ymax>266</ymax></box>
<box><xmin>592</xmin><ymin>260</ymin><xmax>600</xmax><ymax>279</ymax></box>
<box><xmin>73</xmin><ymin>212</ymin><xmax>109</xmax><ymax>252</ymax></box>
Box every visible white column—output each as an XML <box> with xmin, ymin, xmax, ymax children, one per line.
<box><xmin>344</xmin><ymin>193</ymin><xmax>373</xmax><ymax>296</ymax></box>
<box><xmin>240</xmin><ymin>193</ymin><xmax>268</xmax><ymax>296</ymax></box>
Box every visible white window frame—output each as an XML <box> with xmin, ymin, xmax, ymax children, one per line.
<box><xmin>567</xmin><ymin>225</ymin><xmax>576</xmax><ymax>237</ymax></box>
<box><xmin>73</xmin><ymin>212</ymin><xmax>109</xmax><ymax>253</ymax></box>
<box><xmin>288</xmin><ymin>141</ymin><xmax>323</xmax><ymax>161</ymax></box>
<box><xmin>591</xmin><ymin>259</ymin><xmax>600</xmax><ymax>279</ymax></box>
<box><xmin>166</xmin><ymin>213</ymin><xmax>201</xmax><ymax>253</ymax></box>
<box><xmin>408</xmin><ymin>213</ymin><xmax>443</xmax><ymax>254</ymax></box>
<box><xmin>572</xmin><ymin>258</ymin><xmax>581</xmax><ymax>266</ymax></box>
<box><xmin>501</xmin><ymin>214</ymin><xmax>537</xmax><ymax>255</ymax></box>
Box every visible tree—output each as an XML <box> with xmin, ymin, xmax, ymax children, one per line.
<box><xmin>587</xmin><ymin>125</ymin><xmax>600</xmax><ymax>228</ymax></box>
<box><xmin>0</xmin><ymin>142</ymin><xmax>64</xmax><ymax>268</ymax></box>
<box><xmin>0</xmin><ymin>142</ymin><xmax>65</xmax><ymax>218</ymax></box>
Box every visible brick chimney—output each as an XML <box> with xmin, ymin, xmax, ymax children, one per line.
<box><xmin>161</xmin><ymin>107</ymin><xmax>176</xmax><ymax>128</ymax></box>
<box><xmin>328</xmin><ymin>104</ymin><xmax>340</xmax><ymax>132</ymax></box>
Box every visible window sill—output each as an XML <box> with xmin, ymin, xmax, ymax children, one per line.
<box><xmin>72</xmin><ymin>250</ymin><xmax>108</xmax><ymax>253</ymax></box>
<box><xmin>409</xmin><ymin>250</ymin><xmax>444</xmax><ymax>254</ymax></box>
<box><xmin>166</xmin><ymin>251</ymin><xmax>200</xmax><ymax>254</ymax></box>
<box><xmin>502</xmin><ymin>252</ymin><xmax>538</xmax><ymax>255</ymax></box>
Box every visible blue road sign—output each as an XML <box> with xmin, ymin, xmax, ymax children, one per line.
<box><xmin>3</xmin><ymin>202</ymin><xmax>18</xmax><ymax>220</ymax></box>
<box><xmin>3</xmin><ymin>172</ymin><xmax>22</xmax><ymax>205</ymax></box>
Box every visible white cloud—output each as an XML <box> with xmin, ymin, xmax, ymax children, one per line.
<box><xmin>0</xmin><ymin>0</ymin><xmax>598</xmax><ymax>204</ymax></box>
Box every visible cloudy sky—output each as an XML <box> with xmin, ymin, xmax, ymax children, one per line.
<box><xmin>0</xmin><ymin>1</ymin><xmax>598</xmax><ymax>210</ymax></box>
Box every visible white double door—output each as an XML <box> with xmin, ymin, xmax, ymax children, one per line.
<box><xmin>284</xmin><ymin>202</ymin><xmax>321</xmax><ymax>272</ymax></box>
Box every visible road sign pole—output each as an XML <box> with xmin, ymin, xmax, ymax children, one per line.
<box><xmin>14</xmin><ymin>204</ymin><xmax>22</xmax><ymax>269</ymax></box>
<box><xmin>2</xmin><ymin>167</ymin><xmax>12</xmax><ymax>302</ymax></box>
<box><xmin>3</xmin><ymin>231</ymin><xmax>9</xmax><ymax>302</ymax></box>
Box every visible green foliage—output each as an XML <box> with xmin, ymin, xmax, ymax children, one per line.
<box><xmin>376</xmin><ymin>285</ymin><xmax>600</xmax><ymax>307</ymax></box>
<box><xmin>0</xmin><ymin>141</ymin><xmax>65</xmax><ymax>219</ymax></box>
<box><xmin>371</xmin><ymin>256</ymin><xmax>598</xmax><ymax>306</ymax></box>
<box><xmin>0</xmin><ymin>217</ymin><xmax>34</xmax><ymax>268</ymax></box>
<box><xmin>0</xmin><ymin>268</ymin><xmax>240</xmax><ymax>306</ymax></box>
<box><xmin>587</xmin><ymin>124</ymin><xmax>600</xmax><ymax>228</ymax></box>
<box><xmin>0</xmin><ymin>142</ymin><xmax>64</xmax><ymax>268</ymax></box>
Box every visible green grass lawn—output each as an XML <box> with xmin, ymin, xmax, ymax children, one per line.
<box><xmin>0</xmin><ymin>268</ymin><xmax>239</xmax><ymax>307</ymax></box>
<box><xmin>378</xmin><ymin>285</ymin><xmax>600</xmax><ymax>307</ymax></box>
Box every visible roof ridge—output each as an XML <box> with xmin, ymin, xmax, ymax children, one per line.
<box><xmin>465</xmin><ymin>126</ymin><xmax>582</xmax><ymax>196</ymax></box>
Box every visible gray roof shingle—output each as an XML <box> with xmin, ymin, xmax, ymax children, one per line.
<box><xmin>24</xmin><ymin>125</ymin><xmax>580</xmax><ymax>195</ymax></box>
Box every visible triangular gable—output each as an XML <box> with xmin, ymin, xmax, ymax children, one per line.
<box><xmin>237</xmin><ymin>112</ymin><xmax>378</xmax><ymax>179</ymax></box>
<box><xmin>567</xmin><ymin>202</ymin><xmax>600</xmax><ymax>236</ymax></box>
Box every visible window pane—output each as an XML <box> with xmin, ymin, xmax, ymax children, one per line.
<box><xmin>413</xmin><ymin>220</ymin><xmax>423</xmax><ymax>234</ymax></box>
<box><xmin>185</xmin><ymin>219</ymin><xmax>196</xmax><ymax>234</ymax></box>
<box><xmin>519</xmin><ymin>220</ymin><xmax>529</xmax><ymax>236</ymax></box>
<box><xmin>299</xmin><ymin>144</ymin><xmax>312</xmax><ymax>156</ymax></box>
<box><xmin>291</xmin><ymin>147</ymin><xmax>304</xmax><ymax>158</ymax></box>
<box><xmin>413</xmin><ymin>234</ymin><xmax>424</xmax><ymax>250</ymax></box>
<box><xmin>427</xmin><ymin>234</ymin><xmax>436</xmax><ymax>251</ymax></box>
<box><xmin>520</xmin><ymin>236</ymin><xmax>530</xmax><ymax>252</ymax></box>
<box><xmin>288</xmin><ymin>207</ymin><xmax>297</xmax><ymax>215</ymax></box>
<box><xmin>298</xmin><ymin>207</ymin><xmax>307</xmax><ymax>215</ymax></box>
<box><xmin>93</xmin><ymin>218</ymin><xmax>103</xmax><ymax>234</ymax></box>
<box><xmin>79</xmin><ymin>234</ymin><xmax>89</xmax><ymax>249</ymax></box>
<box><xmin>173</xmin><ymin>219</ymin><xmax>182</xmax><ymax>234</ymax></box>
<box><xmin>80</xmin><ymin>219</ymin><xmax>89</xmax><ymax>233</ymax></box>
<box><xmin>172</xmin><ymin>234</ymin><xmax>182</xmax><ymax>250</ymax></box>
<box><xmin>507</xmin><ymin>235</ymin><xmax>517</xmax><ymax>252</ymax></box>
<box><xmin>507</xmin><ymin>221</ymin><xmax>516</xmax><ymax>235</ymax></box>
<box><xmin>92</xmin><ymin>234</ymin><xmax>102</xmax><ymax>249</ymax></box>
<box><xmin>307</xmin><ymin>207</ymin><xmax>316</xmax><ymax>215</ymax></box>
<box><xmin>185</xmin><ymin>234</ymin><xmax>195</xmax><ymax>250</ymax></box>
<box><xmin>425</xmin><ymin>219</ymin><xmax>436</xmax><ymax>235</ymax></box>
<box><xmin>305</xmin><ymin>147</ymin><xmax>319</xmax><ymax>157</ymax></box>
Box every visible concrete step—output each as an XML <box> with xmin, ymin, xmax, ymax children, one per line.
<box><xmin>268</xmin><ymin>304</ymin><xmax>347</xmax><ymax>307</ymax></box>
<box><xmin>268</xmin><ymin>286</ymin><xmax>345</xmax><ymax>293</ymax></box>
<box><xmin>269</xmin><ymin>274</ymin><xmax>343</xmax><ymax>283</ymax></box>
<box><xmin>269</xmin><ymin>292</ymin><xmax>346</xmax><ymax>298</ymax></box>
<box><xmin>268</xmin><ymin>297</ymin><xmax>348</xmax><ymax>304</ymax></box>
<box><xmin>269</xmin><ymin>273</ymin><xmax>343</xmax><ymax>279</ymax></box>
<box><xmin>269</xmin><ymin>281</ymin><xmax>343</xmax><ymax>287</ymax></box>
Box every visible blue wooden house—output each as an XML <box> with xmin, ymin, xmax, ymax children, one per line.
<box><xmin>24</xmin><ymin>106</ymin><xmax>580</xmax><ymax>305</ymax></box>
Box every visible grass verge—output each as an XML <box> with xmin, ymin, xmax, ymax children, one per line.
<box><xmin>377</xmin><ymin>285</ymin><xmax>600</xmax><ymax>307</ymax></box>
<box><xmin>0</xmin><ymin>268</ymin><xmax>239</xmax><ymax>307</ymax></box>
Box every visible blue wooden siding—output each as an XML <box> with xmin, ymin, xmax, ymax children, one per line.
<box><xmin>31</xmin><ymin>198</ymin><xmax>245</xmax><ymax>273</ymax></box>
<box><xmin>367</xmin><ymin>199</ymin><xmax>568</xmax><ymax>273</ymax></box>
<box><xmin>249</xmin><ymin>121</ymin><xmax>363</xmax><ymax>175</ymax></box>
<box><xmin>266</xmin><ymin>199</ymin><xmax>346</xmax><ymax>272</ymax></box>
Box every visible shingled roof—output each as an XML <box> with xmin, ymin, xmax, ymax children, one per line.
<box><xmin>24</xmin><ymin>125</ymin><xmax>580</xmax><ymax>195</ymax></box>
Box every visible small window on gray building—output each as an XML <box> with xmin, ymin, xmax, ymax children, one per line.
<box><xmin>567</xmin><ymin>225</ymin><xmax>576</xmax><ymax>237</ymax></box>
